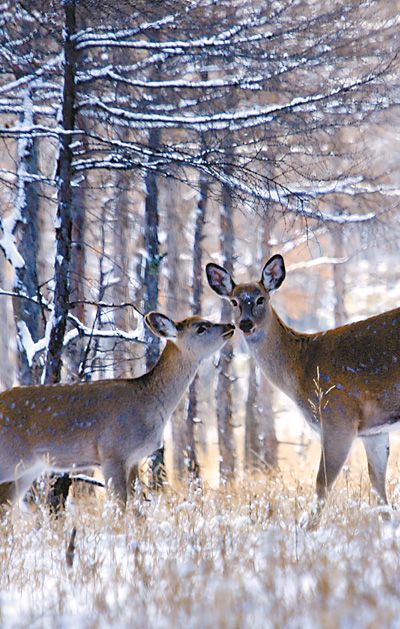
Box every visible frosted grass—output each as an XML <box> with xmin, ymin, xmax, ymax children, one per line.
<box><xmin>1</xmin><ymin>473</ymin><xmax>400</xmax><ymax>628</ymax></box>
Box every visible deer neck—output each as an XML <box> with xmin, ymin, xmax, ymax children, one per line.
<box><xmin>245</xmin><ymin>305</ymin><xmax>305</xmax><ymax>400</ymax></box>
<box><xmin>143</xmin><ymin>341</ymin><xmax>199</xmax><ymax>418</ymax></box>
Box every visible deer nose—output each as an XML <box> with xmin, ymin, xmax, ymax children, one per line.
<box><xmin>239</xmin><ymin>319</ymin><xmax>254</xmax><ymax>333</ymax></box>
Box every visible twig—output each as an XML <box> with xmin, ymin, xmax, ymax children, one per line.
<box><xmin>66</xmin><ymin>527</ymin><xmax>77</xmax><ymax>569</ymax></box>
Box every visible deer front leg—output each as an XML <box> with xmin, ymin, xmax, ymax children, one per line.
<box><xmin>303</xmin><ymin>424</ymin><xmax>355</xmax><ymax>530</ymax></box>
<box><xmin>361</xmin><ymin>434</ymin><xmax>389</xmax><ymax>506</ymax></box>
<box><xmin>101</xmin><ymin>458</ymin><xmax>128</xmax><ymax>508</ymax></box>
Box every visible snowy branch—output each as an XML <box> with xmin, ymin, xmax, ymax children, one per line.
<box><xmin>72</xmin><ymin>134</ymin><xmax>381</xmax><ymax>225</ymax></box>
<box><xmin>0</xmin><ymin>289</ymin><xmax>145</xmax><ymax>366</ymax></box>
<box><xmin>75</xmin><ymin>20</ymin><xmax>251</xmax><ymax>51</ymax></box>
<box><xmin>65</xmin><ymin>314</ymin><xmax>146</xmax><ymax>347</ymax></box>
<box><xmin>0</xmin><ymin>55</ymin><xmax>62</xmax><ymax>96</ymax></box>
<box><xmin>0</xmin><ymin>216</ymin><xmax>25</xmax><ymax>269</ymax></box>
<box><xmin>78</xmin><ymin>63</ymin><xmax>391</xmax><ymax>135</ymax></box>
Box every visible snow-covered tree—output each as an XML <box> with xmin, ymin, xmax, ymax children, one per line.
<box><xmin>1</xmin><ymin>0</ymin><xmax>399</xmax><ymax>485</ymax></box>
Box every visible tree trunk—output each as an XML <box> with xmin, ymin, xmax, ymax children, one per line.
<box><xmin>112</xmin><ymin>170</ymin><xmax>135</xmax><ymax>377</ymax></box>
<box><xmin>69</xmin><ymin>133</ymin><xmax>86</xmax><ymax>379</ymax></box>
<box><xmin>244</xmin><ymin>213</ymin><xmax>277</xmax><ymax>473</ymax></box>
<box><xmin>113</xmin><ymin>167</ymin><xmax>140</xmax><ymax>491</ymax></box>
<box><xmin>245</xmin><ymin>362</ymin><xmax>277</xmax><ymax>472</ymax></box>
<box><xmin>12</xmin><ymin>87</ymin><xmax>41</xmax><ymax>385</ymax></box>
<box><xmin>143</xmin><ymin>128</ymin><xmax>161</xmax><ymax>370</ymax></box>
<box><xmin>332</xmin><ymin>226</ymin><xmax>347</xmax><ymax>326</ymax></box>
<box><xmin>165</xmin><ymin>179</ymin><xmax>187</xmax><ymax>482</ymax></box>
<box><xmin>143</xmin><ymin>128</ymin><xmax>164</xmax><ymax>488</ymax></box>
<box><xmin>185</xmin><ymin>172</ymin><xmax>208</xmax><ymax>479</ymax></box>
<box><xmin>0</xmin><ymin>257</ymin><xmax>14</xmax><ymax>390</ymax></box>
<box><xmin>216</xmin><ymin>184</ymin><xmax>236</xmax><ymax>483</ymax></box>
<box><xmin>43</xmin><ymin>0</ymin><xmax>77</xmax><ymax>509</ymax></box>
<box><xmin>43</xmin><ymin>0</ymin><xmax>76</xmax><ymax>384</ymax></box>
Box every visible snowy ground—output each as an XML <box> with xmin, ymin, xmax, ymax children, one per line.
<box><xmin>1</xmin><ymin>468</ymin><xmax>400</xmax><ymax>628</ymax></box>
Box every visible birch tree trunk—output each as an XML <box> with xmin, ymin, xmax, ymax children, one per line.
<box><xmin>12</xmin><ymin>87</ymin><xmax>41</xmax><ymax>385</ymax></box>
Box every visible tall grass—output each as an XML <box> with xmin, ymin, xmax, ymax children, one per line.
<box><xmin>1</xmin><ymin>457</ymin><xmax>400</xmax><ymax>628</ymax></box>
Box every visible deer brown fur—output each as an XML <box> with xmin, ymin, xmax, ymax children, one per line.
<box><xmin>207</xmin><ymin>254</ymin><xmax>399</xmax><ymax>525</ymax></box>
<box><xmin>0</xmin><ymin>312</ymin><xmax>234</xmax><ymax>508</ymax></box>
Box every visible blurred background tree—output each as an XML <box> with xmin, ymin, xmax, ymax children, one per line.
<box><xmin>0</xmin><ymin>0</ymin><xmax>399</xmax><ymax>488</ymax></box>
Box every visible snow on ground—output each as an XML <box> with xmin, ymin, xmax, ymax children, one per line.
<box><xmin>1</xmin><ymin>474</ymin><xmax>400</xmax><ymax>628</ymax></box>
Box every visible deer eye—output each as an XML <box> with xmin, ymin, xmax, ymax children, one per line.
<box><xmin>256</xmin><ymin>296</ymin><xmax>264</xmax><ymax>306</ymax></box>
<box><xmin>231</xmin><ymin>298</ymin><xmax>239</xmax><ymax>307</ymax></box>
<box><xmin>196</xmin><ymin>323</ymin><xmax>208</xmax><ymax>335</ymax></box>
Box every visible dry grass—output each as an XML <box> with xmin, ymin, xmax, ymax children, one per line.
<box><xmin>1</xmin><ymin>457</ymin><xmax>400</xmax><ymax>628</ymax></box>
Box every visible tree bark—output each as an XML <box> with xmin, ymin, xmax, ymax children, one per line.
<box><xmin>165</xmin><ymin>179</ymin><xmax>187</xmax><ymax>482</ymax></box>
<box><xmin>244</xmin><ymin>213</ymin><xmax>277</xmax><ymax>473</ymax></box>
<box><xmin>332</xmin><ymin>226</ymin><xmax>347</xmax><ymax>326</ymax></box>
<box><xmin>143</xmin><ymin>128</ymin><xmax>161</xmax><ymax>370</ymax></box>
<box><xmin>185</xmin><ymin>172</ymin><xmax>208</xmax><ymax>479</ymax></box>
<box><xmin>43</xmin><ymin>0</ymin><xmax>77</xmax><ymax>509</ymax></box>
<box><xmin>43</xmin><ymin>0</ymin><xmax>76</xmax><ymax>384</ymax></box>
<box><xmin>69</xmin><ymin>134</ymin><xmax>86</xmax><ymax>378</ymax></box>
<box><xmin>245</xmin><ymin>362</ymin><xmax>277</xmax><ymax>472</ymax></box>
<box><xmin>143</xmin><ymin>127</ymin><xmax>164</xmax><ymax>488</ymax></box>
<box><xmin>12</xmin><ymin>87</ymin><xmax>41</xmax><ymax>385</ymax></box>
<box><xmin>112</xmin><ymin>170</ymin><xmax>135</xmax><ymax>377</ymax></box>
<box><xmin>216</xmin><ymin>183</ymin><xmax>236</xmax><ymax>482</ymax></box>
<box><xmin>0</xmin><ymin>257</ymin><xmax>14</xmax><ymax>390</ymax></box>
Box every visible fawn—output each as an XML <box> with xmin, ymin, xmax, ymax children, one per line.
<box><xmin>0</xmin><ymin>312</ymin><xmax>234</xmax><ymax>507</ymax></box>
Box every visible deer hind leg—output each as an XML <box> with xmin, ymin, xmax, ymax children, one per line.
<box><xmin>101</xmin><ymin>458</ymin><xmax>127</xmax><ymax>508</ymax></box>
<box><xmin>361</xmin><ymin>433</ymin><xmax>389</xmax><ymax>505</ymax></box>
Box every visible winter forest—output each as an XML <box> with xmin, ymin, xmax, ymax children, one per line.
<box><xmin>1</xmin><ymin>1</ymin><xmax>400</xmax><ymax>626</ymax></box>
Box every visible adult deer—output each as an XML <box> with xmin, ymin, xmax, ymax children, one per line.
<box><xmin>0</xmin><ymin>312</ymin><xmax>234</xmax><ymax>508</ymax></box>
<box><xmin>207</xmin><ymin>254</ymin><xmax>400</xmax><ymax>525</ymax></box>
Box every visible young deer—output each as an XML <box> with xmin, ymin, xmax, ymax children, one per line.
<box><xmin>0</xmin><ymin>312</ymin><xmax>234</xmax><ymax>508</ymax></box>
<box><xmin>207</xmin><ymin>255</ymin><xmax>400</xmax><ymax>524</ymax></box>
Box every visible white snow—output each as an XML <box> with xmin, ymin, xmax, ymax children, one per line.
<box><xmin>16</xmin><ymin>321</ymin><xmax>47</xmax><ymax>366</ymax></box>
<box><xmin>0</xmin><ymin>216</ymin><xmax>25</xmax><ymax>269</ymax></box>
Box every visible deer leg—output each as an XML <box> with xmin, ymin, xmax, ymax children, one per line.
<box><xmin>361</xmin><ymin>433</ymin><xmax>389</xmax><ymax>505</ymax></box>
<box><xmin>101</xmin><ymin>458</ymin><xmax>127</xmax><ymax>507</ymax></box>
<box><xmin>304</xmin><ymin>426</ymin><xmax>355</xmax><ymax>529</ymax></box>
<box><xmin>0</xmin><ymin>481</ymin><xmax>16</xmax><ymax>508</ymax></box>
<box><xmin>316</xmin><ymin>428</ymin><xmax>355</xmax><ymax>500</ymax></box>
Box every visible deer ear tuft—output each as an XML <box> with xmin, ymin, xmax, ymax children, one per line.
<box><xmin>261</xmin><ymin>255</ymin><xmax>286</xmax><ymax>291</ymax></box>
<box><xmin>206</xmin><ymin>263</ymin><xmax>235</xmax><ymax>297</ymax></box>
<box><xmin>144</xmin><ymin>312</ymin><xmax>178</xmax><ymax>339</ymax></box>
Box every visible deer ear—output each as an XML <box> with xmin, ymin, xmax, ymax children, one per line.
<box><xmin>144</xmin><ymin>312</ymin><xmax>178</xmax><ymax>339</ymax></box>
<box><xmin>206</xmin><ymin>263</ymin><xmax>235</xmax><ymax>297</ymax></box>
<box><xmin>261</xmin><ymin>254</ymin><xmax>286</xmax><ymax>291</ymax></box>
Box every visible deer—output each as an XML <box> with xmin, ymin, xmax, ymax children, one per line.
<box><xmin>207</xmin><ymin>254</ymin><xmax>400</xmax><ymax>526</ymax></box>
<box><xmin>0</xmin><ymin>312</ymin><xmax>234</xmax><ymax>509</ymax></box>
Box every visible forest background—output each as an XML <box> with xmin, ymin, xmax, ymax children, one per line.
<box><xmin>1</xmin><ymin>0</ymin><xmax>400</xmax><ymax>491</ymax></box>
